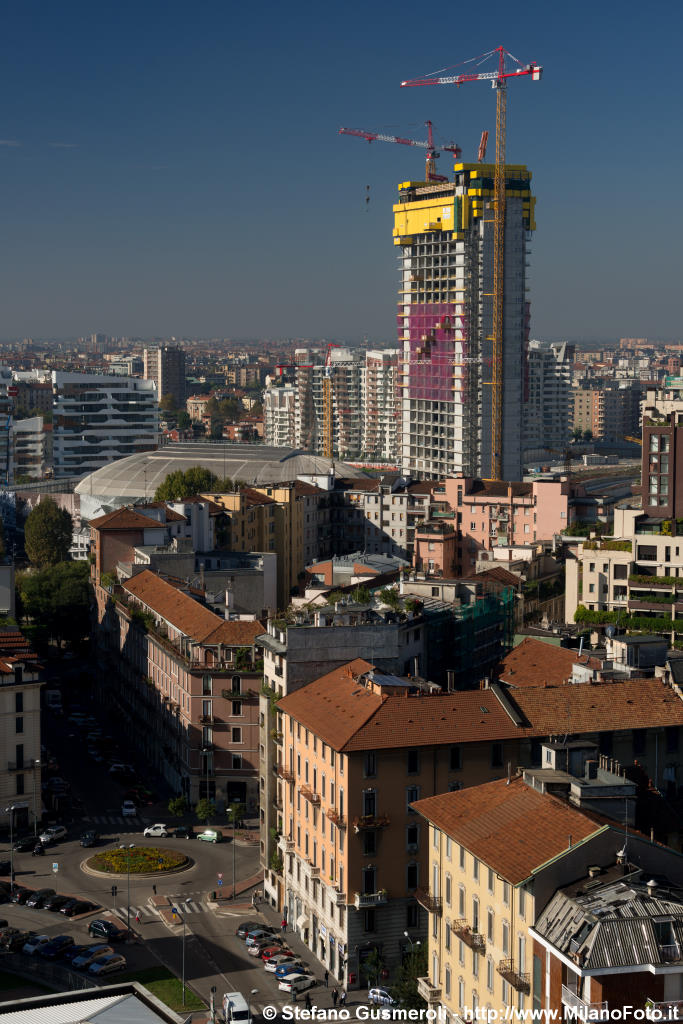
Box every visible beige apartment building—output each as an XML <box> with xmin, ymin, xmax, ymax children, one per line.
<box><xmin>414</xmin><ymin>769</ymin><xmax>683</xmax><ymax>1021</ymax></box>
<box><xmin>0</xmin><ymin>628</ymin><xmax>42</xmax><ymax>836</ymax></box>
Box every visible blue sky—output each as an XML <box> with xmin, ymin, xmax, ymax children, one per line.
<box><xmin>1</xmin><ymin>0</ymin><xmax>682</xmax><ymax>343</ymax></box>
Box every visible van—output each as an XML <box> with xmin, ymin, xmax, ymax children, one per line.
<box><xmin>197</xmin><ymin>829</ymin><xmax>222</xmax><ymax>844</ymax></box>
<box><xmin>223</xmin><ymin>991</ymin><xmax>250</xmax><ymax>1024</ymax></box>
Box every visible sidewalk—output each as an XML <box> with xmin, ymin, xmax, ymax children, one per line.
<box><xmin>254</xmin><ymin>891</ymin><xmax>371</xmax><ymax>1006</ymax></box>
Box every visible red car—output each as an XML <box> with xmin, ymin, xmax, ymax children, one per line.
<box><xmin>261</xmin><ymin>944</ymin><xmax>289</xmax><ymax>960</ymax></box>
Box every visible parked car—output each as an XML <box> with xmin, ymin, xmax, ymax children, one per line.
<box><xmin>235</xmin><ymin>920</ymin><xmax>261</xmax><ymax>939</ymax></box>
<box><xmin>173</xmin><ymin>825</ymin><xmax>195</xmax><ymax>840</ymax></box>
<box><xmin>260</xmin><ymin>944</ymin><xmax>287</xmax><ymax>960</ymax></box>
<box><xmin>10</xmin><ymin>887</ymin><xmax>33</xmax><ymax>904</ymax></box>
<box><xmin>121</xmin><ymin>801</ymin><xmax>137</xmax><ymax>817</ymax></box>
<box><xmin>368</xmin><ymin>989</ymin><xmax>396</xmax><ymax>1007</ymax></box>
<box><xmin>278</xmin><ymin>973</ymin><xmax>316</xmax><ymax>994</ymax></box>
<box><xmin>26</xmin><ymin>888</ymin><xmax>56</xmax><ymax>908</ymax></box>
<box><xmin>22</xmin><ymin>934</ymin><xmax>50</xmax><ymax>955</ymax></box>
<box><xmin>264</xmin><ymin>954</ymin><xmax>298</xmax><ymax>973</ymax></box>
<box><xmin>44</xmin><ymin>894</ymin><xmax>71</xmax><ymax>912</ymax></box>
<box><xmin>88</xmin><ymin>953</ymin><xmax>127</xmax><ymax>976</ymax></box>
<box><xmin>39</xmin><ymin>825</ymin><xmax>67</xmax><ymax>845</ymax></box>
<box><xmin>13</xmin><ymin>835</ymin><xmax>35</xmax><ymax>852</ymax></box>
<box><xmin>2</xmin><ymin>930</ymin><xmax>32</xmax><ymax>951</ymax></box>
<box><xmin>246</xmin><ymin>928</ymin><xmax>278</xmax><ymax>947</ymax></box>
<box><xmin>196</xmin><ymin>828</ymin><xmax>222</xmax><ymax>843</ymax></box>
<box><xmin>62</xmin><ymin>944</ymin><xmax>90</xmax><ymax>963</ymax></box>
<box><xmin>72</xmin><ymin>944</ymin><xmax>114</xmax><ymax>968</ymax></box>
<box><xmin>143</xmin><ymin>824</ymin><xmax>169</xmax><ymax>838</ymax></box>
<box><xmin>274</xmin><ymin>961</ymin><xmax>309</xmax><ymax>979</ymax></box>
<box><xmin>249</xmin><ymin>941</ymin><xmax>276</xmax><ymax>957</ymax></box>
<box><xmin>40</xmin><ymin>935</ymin><xmax>75</xmax><ymax>959</ymax></box>
<box><xmin>89</xmin><ymin>919</ymin><xmax>124</xmax><ymax>942</ymax></box>
<box><xmin>61</xmin><ymin>899</ymin><xmax>98</xmax><ymax>917</ymax></box>
<box><xmin>80</xmin><ymin>831</ymin><xmax>99</xmax><ymax>848</ymax></box>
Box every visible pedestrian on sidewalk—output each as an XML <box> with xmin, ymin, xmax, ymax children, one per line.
<box><xmin>324</xmin><ymin>969</ymin><xmax>329</xmax><ymax>988</ymax></box>
<box><xmin>332</xmin><ymin>989</ymin><xmax>338</xmax><ymax>1008</ymax></box>
<box><xmin>340</xmin><ymin>990</ymin><xmax>346</xmax><ymax>1008</ymax></box>
<box><xmin>305</xmin><ymin>993</ymin><xmax>312</xmax><ymax>1010</ymax></box>
<box><xmin>135</xmin><ymin>912</ymin><xmax>140</xmax><ymax>925</ymax></box>
<box><xmin>281</xmin><ymin>917</ymin><xmax>287</xmax><ymax>933</ymax></box>
<box><xmin>152</xmin><ymin>884</ymin><xmax>157</xmax><ymax>896</ymax></box>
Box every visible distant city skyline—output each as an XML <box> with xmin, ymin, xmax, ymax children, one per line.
<box><xmin>1</xmin><ymin>0</ymin><xmax>681</xmax><ymax>342</ymax></box>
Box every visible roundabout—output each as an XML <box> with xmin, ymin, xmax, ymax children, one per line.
<box><xmin>85</xmin><ymin>846</ymin><xmax>191</xmax><ymax>876</ymax></box>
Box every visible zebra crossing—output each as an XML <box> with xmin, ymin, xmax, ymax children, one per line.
<box><xmin>112</xmin><ymin>898</ymin><xmax>208</xmax><ymax>922</ymax></box>
<box><xmin>83</xmin><ymin>814</ymin><xmax>146</xmax><ymax>827</ymax></box>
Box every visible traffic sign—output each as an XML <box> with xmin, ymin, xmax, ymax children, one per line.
<box><xmin>52</xmin><ymin>862</ymin><xmax>58</xmax><ymax>874</ymax></box>
<box><xmin>217</xmin><ymin>878</ymin><xmax>223</xmax><ymax>886</ymax></box>
<box><xmin>218</xmin><ymin>873</ymin><xmax>223</xmax><ymax>879</ymax></box>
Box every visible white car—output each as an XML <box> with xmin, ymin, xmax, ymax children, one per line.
<box><xmin>121</xmin><ymin>801</ymin><xmax>137</xmax><ymax>817</ymax></box>
<box><xmin>368</xmin><ymin>988</ymin><xmax>396</xmax><ymax>1006</ymax></box>
<box><xmin>278</xmin><ymin>973</ymin><xmax>316</xmax><ymax>994</ymax></box>
<box><xmin>39</xmin><ymin>825</ymin><xmax>67</xmax><ymax>845</ymax></box>
<box><xmin>143</xmin><ymin>824</ymin><xmax>169</xmax><ymax>838</ymax></box>
<box><xmin>265</xmin><ymin>954</ymin><xmax>298</xmax><ymax>973</ymax></box>
<box><xmin>23</xmin><ymin>934</ymin><xmax>50</xmax><ymax>955</ymax></box>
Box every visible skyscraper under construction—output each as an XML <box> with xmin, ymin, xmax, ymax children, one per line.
<box><xmin>395</xmin><ymin>162</ymin><xmax>535</xmax><ymax>480</ymax></box>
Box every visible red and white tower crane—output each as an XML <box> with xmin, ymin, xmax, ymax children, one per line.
<box><xmin>339</xmin><ymin>120</ymin><xmax>461</xmax><ymax>183</ymax></box>
<box><xmin>401</xmin><ymin>46</ymin><xmax>542</xmax><ymax>481</ymax></box>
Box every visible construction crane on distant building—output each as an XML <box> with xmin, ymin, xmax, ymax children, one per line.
<box><xmin>339</xmin><ymin>121</ymin><xmax>461</xmax><ymax>183</ymax></box>
<box><xmin>401</xmin><ymin>46</ymin><xmax>542</xmax><ymax>480</ymax></box>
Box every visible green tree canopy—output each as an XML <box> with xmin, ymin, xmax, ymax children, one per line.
<box><xmin>18</xmin><ymin>561</ymin><xmax>90</xmax><ymax>646</ymax></box>
<box><xmin>392</xmin><ymin>945</ymin><xmax>427</xmax><ymax>1010</ymax></box>
<box><xmin>159</xmin><ymin>393</ymin><xmax>178</xmax><ymax>413</ymax></box>
<box><xmin>154</xmin><ymin>466</ymin><xmax>240</xmax><ymax>501</ymax></box>
<box><xmin>24</xmin><ymin>497</ymin><xmax>72</xmax><ymax>566</ymax></box>
<box><xmin>195</xmin><ymin>798</ymin><xmax>215</xmax><ymax>824</ymax></box>
<box><xmin>176</xmin><ymin>410</ymin><xmax>191</xmax><ymax>430</ymax></box>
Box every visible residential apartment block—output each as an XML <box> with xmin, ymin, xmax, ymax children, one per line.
<box><xmin>93</xmin><ymin>569</ymin><xmax>264</xmax><ymax>809</ymax></box>
<box><xmin>143</xmin><ymin>345</ymin><xmax>186</xmax><ymax>408</ymax></box>
<box><xmin>395</xmin><ymin>163</ymin><xmax>535</xmax><ymax>481</ymax></box>
<box><xmin>523</xmin><ymin>340</ymin><xmax>573</xmax><ymax>459</ymax></box>
<box><xmin>414</xmin><ymin>765</ymin><xmax>683</xmax><ymax>1020</ymax></box>
<box><xmin>52</xmin><ymin>371</ymin><xmax>159</xmax><ymax>477</ymax></box>
<box><xmin>0</xmin><ymin>627</ymin><xmax>42</xmax><ymax>837</ymax></box>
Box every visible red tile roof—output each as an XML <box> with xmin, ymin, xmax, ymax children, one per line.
<box><xmin>497</xmin><ymin>637</ymin><xmax>579</xmax><ymax>688</ymax></box>
<box><xmin>90</xmin><ymin>507</ymin><xmax>161</xmax><ymax>531</ymax></box>
<box><xmin>278</xmin><ymin>660</ymin><xmax>683</xmax><ymax>751</ymax></box>
<box><xmin>201</xmin><ymin>619</ymin><xmax>266</xmax><ymax>646</ymax></box>
<box><xmin>413</xmin><ymin>776</ymin><xmax>604</xmax><ymax>884</ymax></box>
<box><xmin>123</xmin><ymin>569</ymin><xmax>222</xmax><ymax>641</ymax></box>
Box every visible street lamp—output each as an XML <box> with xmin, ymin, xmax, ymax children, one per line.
<box><xmin>229</xmin><ymin>802</ymin><xmax>240</xmax><ymax>900</ymax></box>
<box><xmin>249</xmin><ymin>988</ymin><xmax>258</xmax><ymax>1024</ymax></box>
<box><xmin>31</xmin><ymin>760</ymin><xmax>41</xmax><ymax>838</ymax></box>
<box><xmin>4</xmin><ymin>806</ymin><xmax>16</xmax><ymax>887</ymax></box>
<box><xmin>171</xmin><ymin>904</ymin><xmax>187</xmax><ymax>1006</ymax></box>
<box><xmin>119</xmin><ymin>843</ymin><xmax>135</xmax><ymax>937</ymax></box>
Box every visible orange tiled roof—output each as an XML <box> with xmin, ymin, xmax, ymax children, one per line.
<box><xmin>498</xmin><ymin>637</ymin><xmax>579</xmax><ymax>688</ymax></box>
<box><xmin>511</xmin><ymin>676</ymin><xmax>683</xmax><ymax>733</ymax></box>
<box><xmin>123</xmin><ymin>569</ymin><xmax>222</xmax><ymax>642</ymax></box>
<box><xmin>201</xmin><ymin>619</ymin><xmax>266</xmax><ymax>646</ymax></box>
<box><xmin>278</xmin><ymin>660</ymin><xmax>683</xmax><ymax>751</ymax></box>
<box><xmin>412</xmin><ymin>776</ymin><xmax>604</xmax><ymax>884</ymax></box>
<box><xmin>90</xmin><ymin>507</ymin><xmax>161</xmax><ymax>531</ymax></box>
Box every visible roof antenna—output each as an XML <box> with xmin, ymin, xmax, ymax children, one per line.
<box><xmin>506</xmin><ymin>761</ymin><xmax>511</xmax><ymax>785</ymax></box>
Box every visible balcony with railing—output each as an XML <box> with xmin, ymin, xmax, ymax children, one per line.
<box><xmin>326</xmin><ymin>807</ymin><xmax>346</xmax><ymax>828</ymax></box>
<box><xmin>352</xmin><ymin>814</ymin><xmax>390</xmax><ymax>832</ymax></box>
<box><xmin>276</xmin><ymin>763</ymin><xmax>294</xmax><ymax>782</ymax></box>
<box><xmin>453</xmin><ymin>919</ymin><xmax>486</xmax><ymax>952</ymax></box>
<box><xmin>647</xmin><ymin>999</ymin><xmax>683</xmax><ymax>1016</ymax></box>
<box><xmin>199</xmin><ymin>714</ymin><xmax>213</xmax><ymax>724</ymax></box>
<box><xmin>300</xmin><ymin>785</ymin><xmax>321</xmax><ymax>805</ymax></box>
<box><xmin>334</xmin><ymin>889</ymin><xmax>346</xmax><ymax>906</ymax></box>
<box><xmin>417</xmin><ymin>977</ymin><xmax>441</xmax><ymax>1004</ymax></box>
<box><xmin>279</xmin><ymin>835</ymin><xmax>294</xmax><ymax>852</ymax></box>
<box><xmin>415</xmin><ymin>887</ymin><xmax>442</xmax><ymax>915</ymax></box>
<box><xmin>561</xmin><ymin>987</ymin><xmax>607</xmax><ymax>1015</ymax></box>
<box><xmin>353</xmin><ymin>890</ymin><xmax>389</xmax><ymax>909</ymax></box>
<box><xmin>497</xmin><ymin>959</ymin><xmax>530</xmax><ymax>994</ymax></box>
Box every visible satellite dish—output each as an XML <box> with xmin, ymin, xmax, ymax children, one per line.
<box><xmin>605</xmin><ymin>625</ymin><xmax>616</xmax><ymax>639</ymax></box>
